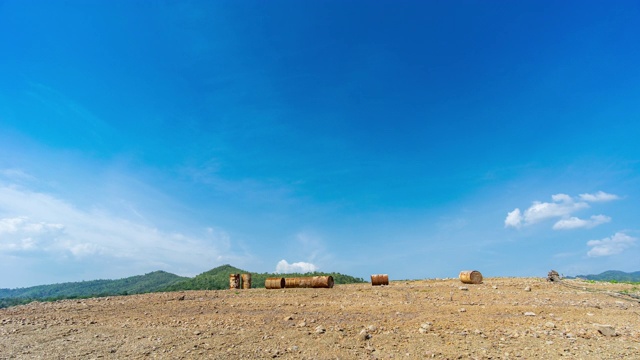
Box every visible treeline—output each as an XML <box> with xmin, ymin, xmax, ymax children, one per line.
<box><xmin>0</xmin><ymin>271</ymin><xmax>187</xmax><ymax>308</ymax></box>
<box><xmin>163</xmin><ymin>264</ymin><xmax>365</xmax><ymax>291</ymax></box>
<box><xmin>0</xmin><ymin>265</ymin><xmax>365</xmax><ymax>309</ymax></box>
<box><xmin>574</xmin><ymin>270</ymin><xmax>640</xmax><ymax>283</ymax></box>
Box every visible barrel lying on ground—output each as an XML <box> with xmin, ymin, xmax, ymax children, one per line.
<box><xmin>459</xmin><ymin>270</ymin><xmax>483</xmax><ymax>284</ymax></box>
<box><xmin>265</xmin><ymin>277</ymin><xmax>285</xmax><ymax>289</ymax></box>
<box><xmin>371</xmin><ymin>274</ymin><xmax>389</xmax><ymax>286</ymax></box>
<box><xmin>284</xmin><ymin>276</ymin><xmax>334</xmax><ymax>288</ymax></box>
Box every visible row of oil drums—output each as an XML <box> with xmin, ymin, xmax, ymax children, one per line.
<box><xmin>231</xmin><ymin>270</ymin><xmax>483</xmax><ymax>289</ymax></box>
<box><xmin>264</xmin><ymin>276</ymin><xmax>335</xmax><ymax>289</ymax></box>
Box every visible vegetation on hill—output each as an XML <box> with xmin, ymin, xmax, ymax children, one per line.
<box><xmin>162</xmin><ymin>264</ymin><xmax>366</xmax><ymax>291</ymax></box>
<box><xmin>575</xmin><ymin>270</ymin><xmax>640</xmax><ymax>283</ymax></box>
<box><xmin>0</xmin><ymin>271</ymin><xmax>188</xmax><ymax>308</ymax></box>
<box><xmin>0</xmin><ymin>265</ymin><xmax>365</xmax><ymax>308</ymax></box>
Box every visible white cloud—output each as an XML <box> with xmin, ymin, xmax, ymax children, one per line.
<box><xmin>0</xmin><ymin>184</ymin><xmax>237</xmax><ymax>275</ymax></box>
<box><xmin>522</xmin><ymin>194</ymin><xmax>589</xmax><ymax>224</ymax></box>
<box><xmin>505</xmin><ymin>191</ymin><xmax>619</xmax><ymax>230</ymax></box>
<box><xmin>275</xmin><ymin>259</ymin><xmax>318</xmax><ymax>273</ymax></box>
<box><xmin>553</xmin><ymin>215</ymin><xmax>611</xmax><ymax>230</ymax></box>
<box><xmin>0</xmin><ymin>169</ymin><xmax>35</xmax><ymax>182</ymax></box>
<box><xmin>0</xmin><ymin>216</ymin><xmax>65</xmax><ymax>252</ymax></box>
<box><xmin>504</xmin><ymin>208</ymin><xmax>523</xmax><ymax>228</ymax></box>
<box><xmin>579</xmin><ymin>191</ymin><xmax>620</xmax><ymax>202</ymax></box>
<box><xmin>587</xmin><ymin>232</ymin><xmax>637</xmax><ymax>257</ymax></box>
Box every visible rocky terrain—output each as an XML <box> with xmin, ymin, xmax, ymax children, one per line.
<box><xmin>1</xmin><ymin>277</ymin><xmax>639</xmax><ymax>359</ymax></box>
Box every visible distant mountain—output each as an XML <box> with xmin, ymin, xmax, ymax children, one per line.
<box><xmin>575</xmin><ymin>270</ymin><xmax>640</xmax><ymax>282</ymax></box>
<box><xmin>0</xmin><ymin>265</ymin><xmax>365</xmax><ymax>308</ymax></box>
<box><xmin>162</xmin><ymin>264</ymin><xmax>366</xmax><ymax>291</ymax></box>
<box><xmin>0</xmin><ymin>271</ymin><xmax>188</xmax><ymax>307</ymax></box>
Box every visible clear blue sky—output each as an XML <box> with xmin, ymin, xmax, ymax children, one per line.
<box><xmin>1</xmin><ymin>1</ymin><xmax>639</xmax><ymax>288</ymax></box>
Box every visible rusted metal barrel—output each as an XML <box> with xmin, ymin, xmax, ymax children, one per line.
<box><xmin>284</xmin><ymin>277</ymin><xmax>303</xmax><ymax>288</ymax></box>
<box><xmin>459</xmin><ymin>270</ymin><xmax>483</xmax><ymax>284</ymax></box>
<box><xmin>265</xmin><ymin>277</ymin><xmax>285</xmax><ymax>289</ymax></box>
<box><xmin>311</xmin><ymin>276</ymin><xmax>334</xmax><ymax>288</ymax></box>
<box><xmin>285</xmin><ymin>276</ymin><xmax>334</xmax><ymax>288</ymax></box>
<box><xmin>229</xmin><ymin>273</ymin><xmax>240</xmax><ymax>289</ymax></box>
<box><xmin>371</xmin><ymin>274</ymin><xmax>389</xmax><ymax>286</ymax></box>
<box><xmin>241</xmin><ymin>273</ymin><xmax>252</xmax><ymax>289</ymax></box>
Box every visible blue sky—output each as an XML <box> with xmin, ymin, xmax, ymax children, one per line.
<box><xmin>1</xmin><ymin>1</ymin><xmax>639</xmax><ymax>288</ymax></box>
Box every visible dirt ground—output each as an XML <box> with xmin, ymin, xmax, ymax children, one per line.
<box><xmin>1</xmin><ymin>277</ymin><xmax>639</xmax><ymax>359</ymax></box>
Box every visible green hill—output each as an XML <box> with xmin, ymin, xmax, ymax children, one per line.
<box><xmin>575</xmin><ymin>270</ymin><xmax>640</xmax><ymax>282</ymax></box>
<box><xmin>0</xmin><ymin>265</ymin><xmax>365</xmax><ymax>309</ymax></box>
<box><xmin>0</xmin><ymin>271</ymin><xmax>188</xmax><ymax>308</ymax></box>
<box><xmin>163</xmin><ymin>264</ymin><xmax>366</xmax><ymax>291</ymax></box>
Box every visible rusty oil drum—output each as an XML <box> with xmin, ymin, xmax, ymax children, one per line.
<box><xmin>371</xmin><ymin>274</ymin><xmax>389</xmax><ymax>286</ymax></box>
<box><xmin>459</xmin><ymin>270</ymin><xmax>483</xmax><ymax>284</ymax></box>
<box><xmin>229</xmin><ymin>273</ymin><xmax>240</xmax><ymax>289</ymax></box>
<box><xmin>284</xmin><ymin>276</ymin><xmax>334</xmax><ymax>288</ymax></box>
<box><xmin>241</xmin><ymin>273</ymin><xmax>252</xmax><ymax>289</ymax></box>
<box><xmin>265</xmin><ymin>277</ymin><xmax>285</xmax><ymax>289</ymax></box>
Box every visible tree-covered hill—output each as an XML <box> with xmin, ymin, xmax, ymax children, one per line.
<box><xmin>575</xmin><ymin>270</ymin><xmax>640</xmax><ymax>282</ymax></box>
<box><xmin>162</xmin><ymin>264</ymin><xmax>366</xmax><ymax>291</ymax></box>
<box><xmin>0</xmin><ymin>265</ymin><xmax>365</xmax><ymax>308</ymax></box>
<box><xmin>0</xmin><ymin>271</ymin><xmax>187</xmax><ymax>307</ymax></box>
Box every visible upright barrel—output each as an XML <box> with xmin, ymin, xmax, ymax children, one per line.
<box><xmin>371</xmin><ymin>274</ymin><xmax>389</xmax><ymax>286</ymax></box>
<box><xmin>229</xmin><ymin>273</ymin><xmax>240</xmax><ymax>289</ymax></box>
<box><xmin>241</xmin><ymin>273</ymin><xmax>252</xmax><ymax>289</ymax></box>
<box><xmin>459</xmin><ymin>270</ymin><xmax>483</xmax><ymax>284</ymax></box>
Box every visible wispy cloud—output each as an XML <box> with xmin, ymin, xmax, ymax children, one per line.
<box><xmin>579</xmin><ymin>191</ymin><xmax>620</xmax><ymax>202</ymax></box>
<box><xmin>0</xmin><ymin>169</ymin><xmax>36</xmax><ymax>182</ymax></box>
<box><xmin>553</xmin><ymin>215</ymin><xmax>611</xmax><ymax>230</ymax></box>
<box><xmin>587</xmin><ymin>232</ymin><xmax>637</xmax><ymax>257</ymax></box>
<box><xmin>275</xmin><ymin>259</ymin><xmax>318</xmax><ymax>273</ymax></box>
<box><xmin>0</xmin><ymin>183</ymin><xmax>240</xmax><ymax>279</ymax></box>
<box><xmin>505</xmin><ymin>191</ymin><xmax>619</xmax><ymax>230</ymax></box>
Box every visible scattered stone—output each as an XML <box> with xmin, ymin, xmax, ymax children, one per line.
<box><xmin>593</xmin><ymin>324</ymin><xmax>617</xmax><ymax>337</ymax></box>
<box><xmin>459</xmin><ymin>308</ymin><xmax>467</xmax><ymax>313</ymax></box>
<box><xmin>284</xmin><ymin>316</ymin><xmax>293</xmax><ymax>321</ymax></box>
<box><xmin>314</xmin><ymin>325</ymin><xmax>325</xmax><ymax>334</ymax></box>
<box><xmin>545</xmin><ymin>322</ymin><xmax>556</xmax><ymax>329</ymax></box>
<box><xmin>459</xmin><ymin>286</ymin><xmax>469</xmax><ymax>291</ymax></box>
<box><xmin>492</xmin><ymin>285</ymin><xmax>498</xmax><ymax>289</ymax></box>
<box><xmin>359</xmin><ymin>329</ymin><xmax>371</xmax><ymax>340</ymax></box>
<box><xmin>296</xmin><ymin>321</ymin><xmax>306</xmax><ymax>327</ymax></box>
<box><xmin>524</xmin><ymin>312</ymin><xmax>536</xmax><ymax>317</ymax></box>
<box><xmin>524</xmin><ymin>286</ymin><xmax>531</xmax><ymax>292</ymax></box>
<box><xmin>419</xmin><ymin>323</ymin><xmax>432</xmax><ymax>334</ymax></box>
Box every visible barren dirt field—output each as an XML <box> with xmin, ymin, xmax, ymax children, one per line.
<box><xmin>1</xmin><ymin>277</ymin><xmax>639</xmax><ymax>359</ymax></box>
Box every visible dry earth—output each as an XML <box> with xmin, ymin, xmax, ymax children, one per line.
<box><xmin>1</xmin><ymin>277</ymin><xmax>639</xmax><ymax>359</ymax></box>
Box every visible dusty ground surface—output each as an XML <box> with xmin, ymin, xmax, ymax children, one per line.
<box><xmin>1</xmin><ymin>277</ymin><xmax>639</xmax><ymax>359</ymax></box>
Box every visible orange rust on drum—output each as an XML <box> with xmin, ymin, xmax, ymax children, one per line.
<box><xmin>265</xmin><ymin>277</ymin><xmax>285</xmax><ymax>289</ymax></box>
<box><xmin>241</xmin><ymin>273</ymin><xmax>252</xmax><ymax>289</ymax></box>
<box><xmin>459</xmin><ymin>270</ymin><xmax>483</xmax><ymax>284</ymax></box>
<box><xmin>229</xmin><ymin>273</ymin><xmax>240</xmax><ymax>289</ymax></box>
<box><xmin>285</xmin><ymin>276</ymin><xmax>333</xmax><ymax>288</ymax></box>
<box><xmin>371</xmin><ymin>274</ymin><xmax>389</xmax><ymax>286</ymax></box>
